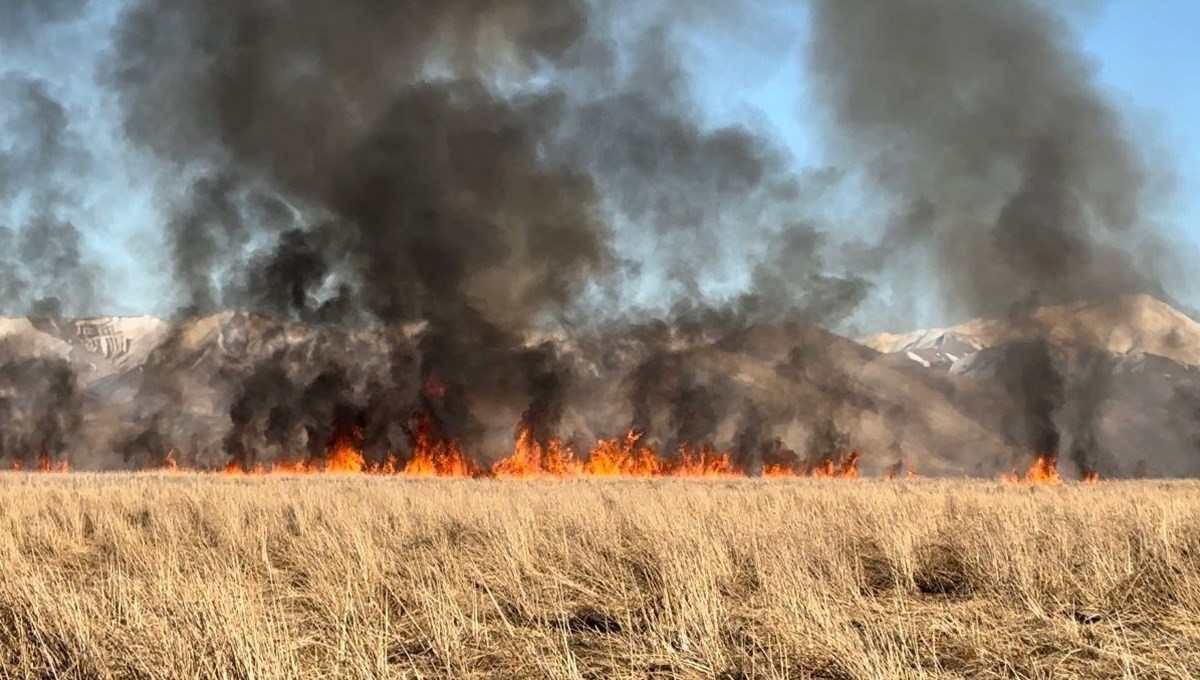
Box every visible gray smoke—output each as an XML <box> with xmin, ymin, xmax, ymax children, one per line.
<box><xmin>806</xmin><ymin>0</ymin><xmax>1174</xmax><ymax>476</ymax></box>
<box><xmin>0</xmin><ymin>0</ymin><xmax>89</xmax><ymax>43</ymax></box>
<box><xmin>100</xmin><ymin>0</ymin><xmax>865</xmax><ymax>463</ymax></box>
<box><xmin>0</xmin><ymin>342</ymin><xmax>84</xmax><ymax>469</ymax></box>
<box><xmin>0</xmin><ymin>0</ymin><xmax>1183</xmax><ymax>474</ymax></box>
<box><xmin>0</xmin><ymin>74</ymin><xmax>96</xmax><ymax>317</ymax></box>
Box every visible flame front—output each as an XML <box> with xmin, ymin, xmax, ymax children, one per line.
<box><xmin>1002</xmin><ymin>454</ymin><xmax>1062</xmax><ymax>484</ymax></box>
<box><xmin>484</xmin><ymin>427</ymin><xmax>862</xmax><ymax>480</ymax></box>
<box><xmin>5</xmin><ymin>420</ymin><xmax>883</xmax><ymax>480</ymax></box>
<box><xmin>492</xmin><ymin>427</ymin><xmax>580</xmax><ymax>479</ymax></box>
<box><xmin>403</xmin><ymin>419</ymin><xmax>474</xmax><ymax>478</ymax></box>
<box><xmin>325</xmin><ymin>428</ymin><xmax>366</xmax><ymax>473</ymax></box>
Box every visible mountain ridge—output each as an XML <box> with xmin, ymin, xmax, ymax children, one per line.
<box><xmin>860</xmin><ymin>294</ymin><xmax>1200</xmax><ymax>368</ymax></box>
<box><xmin>0</xmin><ymin>296</ymin><xmax>1197</xmax><ymax>476</ymax></box>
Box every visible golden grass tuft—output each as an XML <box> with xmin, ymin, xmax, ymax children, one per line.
<box><xmin>1</xmin><ymin>474</ymin><xmax>1199</xmax><ymax>678</ymax></box>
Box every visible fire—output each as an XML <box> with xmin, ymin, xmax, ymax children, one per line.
<box><xmin>222</xmin><ymin>459</ymin><xmax>263</xmax><ymax>476</ymax></box>
<box><xmin>486</xmin><ymin>427</ymin><xmax>855</xmax><ymax>479</ymax></box>
<box><xmin>671</xmin><ymin>444</ymin><xmax>737</xmax><ymax>478</ymax></box>
<box><xmin>1081</xmin><ymin>469</ymin><xmax>1100</xmax><ymax>484</ymax></box>
<box><xmin>372</xmin><ymin>453</ymin><xmax>399</xmax><ymax>475</ymax></box>
<box><xmin>805</xmin><ymin>452</ymin><xmax>860</xmax><ymax>479</ymax></box>
<box><xmin>325</xmin><ymin>428</ymin><xmax>366</xmax><ymax>473</ymax></box>
<box><xmin>12</xmin><ymin>416</ymin><xmax>885</xmax><ymax>480</ymax></box>
<box><xmin>35</xmin><ymin>447</ymin><xmax>69</xmax><ymax>473</ymax></box>
<box><xmin>583</xmin><ymin>430</ymin><xmax>663</xmax><ymax>477</ymax></box>
<box><xmin>883</xmin><ymin>461</ymin><xmax>918</xmax><ymax>480</ymax></box>
<box><xmin>211</xmin><ymin>425</ymin><xmax>874</xmax><ymax>480</ymax></box>
<box><xmin>762</xmin><ymin>463</ymin><xmax>797</xmax><ymax>478</ymax></box>
<box><xmin>403</xmin><ymin>421</ymin><xmax>474</xmax><ymax>478</ymax></box>
<box><xmin>492</xmin><ymin>427</ymin><xmax>580</xmax><ymax>479</ymax></box>
<box><xmin>1002</xmin><ymin>454</ymin><xmax>1062</xmax><ymax>484</ymax></box>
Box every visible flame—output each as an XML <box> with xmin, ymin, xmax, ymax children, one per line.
<box><xmin>35</xmin><ymin>447</ymin><xmax>69</xmax><ymax>473</ymax></box>
<box><xmin>1081</xmin><ymin>469</ymin><xmax>1100</xmax><ymax>484</ymax></box>
<box><xmin>805</xmin><ymin>452</ymin><xmax>860</xmax><ymax>479</ymax></box>
<box><xmin>762</xmin><ymin>463</ymin><xmax>797</xmax><ymax>478</ymax></box>
<box><xmin>403</xmin><ymin>426</ymin><xmax>474</xmax><ymax>478</ymax></box>
<box><xmin>884</xmin><ymin>462</ymin><xmax>919</xmax><ymax>481</ymax></box>
<box><xmin>371</xmin><ymin>453</ymin><xmax>399</xmax><ymax>475</ymax></box>
<box><xmin>222</xmin><ymin>459</ymin><xmax>264</xmax><ymax>476</ymax></box>
<box><xmin>325</xmin><ymin>428</ymin><xmax>366</xmax><ymax>473</ymax></box>
<box><xmin>24</xmin><ymin>416</ymin><xmax>886</xmax><ymax>480</ymax></box>
<box><xmin>486</xmin><ymin>429</ymin><xmax>860</xmax><ymax>480</ymax></box>
<box><xmin>492</xmin><ymin>427</ymin><xmax>581</xmax><ymax>479</ymax></box>
<box><xmin>583</xmin><ymin>430</ymin><xmax>663</xmax><ymax>477</ymax></box>
<box><xmin>211</xmin><ymin>425</ymin><xmax>872</xmax><ymax>480</ymax></box>
<box><xmin>1002</xmin><ymin>454</ymin><xmax>1062</xmax><ymax>484</ymax></box>
<box><xmin>268</xmin><ymin>460</ymin><xmax>311</xmax><ymax>474</ymax></box>
<box><xmin>671</xmin><ymin>444</ymin><xmax>737</xmax><ymax>478</ymax></box>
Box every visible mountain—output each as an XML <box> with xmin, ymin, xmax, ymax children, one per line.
<box><xmin>860</xmin><ymin>295</ymin><xmax>1200</xmax><ymax>368</ymax></box>
<box><xmin>1</xmin><ymin>294</ymin><xmax>1198</xmax><ymax>477</ymax></box>
<box><xmin>0</xmin><ymin>310</ymin><xmax>1020</xmax><ymax>475</ymax></box>
<box><xmin>861</xmin><ymin>294</ymin><xmax>1200</xmax><ymax>477</ymax></box>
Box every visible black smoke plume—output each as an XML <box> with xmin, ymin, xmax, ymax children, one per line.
<box><xmin>807</xmin><ymin>0</ymin><xmax>1176</xmax><ymax>474</ymax></box>
<box><xmin>0</xmin><ymin>74</ymin><xmax>96</xmax><ymax>317</ymax></box>
<box><xmin>103</xmin><ymin>0</ymin><xmax>863</xmax><ymax>464</ymax></box>
<box><xmin>0</xmin><ymin>342</ymin><xmax>83</xmax><ymax>469</ymax></box>
<box><xmin>0</xmin><ymin>0</ymin><xmax>1181</xmax><ymax>474</ymax></box>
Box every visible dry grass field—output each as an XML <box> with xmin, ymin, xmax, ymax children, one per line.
<box><xmin>1</xmin><ymin>475</ymin><xmax>1198</xmax><ymax>679</ymax></box>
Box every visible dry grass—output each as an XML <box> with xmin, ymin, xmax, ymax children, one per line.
<box><xmin>1</xmin><ymin>475</ymin><xmax>1199</xmax><ymax>679</ymax></box>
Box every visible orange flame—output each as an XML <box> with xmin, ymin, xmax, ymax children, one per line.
<box><xmin>33</xmin><ymin>418</ymin><xmax>886</xmax><ymax>481</ymax></box>
<box><xmin>403</xmin><ymin>423</ymin><xmax>474</xmax><ymax>478</ymax></box>
<box><xmin>884</xmin><ymin>462</ymin><xmax>919</xmax><ymax>481</ymax></box>
<box><xmin>762</xmin><ymin>463</ymin><xmax>797</xmax><ymax>478</ymax></box>
<box><xmin>492</xmin><ymin>427</ymin><xmax>581</xmax><ymax>479</ymax></box>
<box><xmin>35</xmin><ymin>447</ymin><xmax>69</xmax><ymax>473</ymax></box>
<box><xmin>583</xmin><ymin>430</ymin><xmax>663</xmax><ymax>477</ymax></box>
<box><xmin>325</xmin><ymin>428</ymin><xmax>366</xmax><ymax>473</ymax></box>
<box><xmin>805</xmin><ymin>452</ymin><xmax>860</xmax><ymax>479</ymax></box>
<box><xmin>1002</xmin><ymin>454</ymin><xmax>1062</xmax><ymax>484</ymax></box>
<box><xmin>671</xmin><ymin>444</ymin><xmax>737</xmax><ymax>478</ymax></box>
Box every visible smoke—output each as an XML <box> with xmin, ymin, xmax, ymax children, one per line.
<box><xmin>0</xmin><ymin>342</ymin><xmax>84</xmax><ymax>468</ymax></box>
<box><xmin>99</xmin><ymin>0</ymin><xmax>869</xmax><ymax>463</ymax></box>
<box><xmin>806</xmin><ymin>0</ymin><xmax>1175</xmax><ymax>475</ymax></box>
<box><xmin>994</xmin><ymin>339</ymin><xmax>1065</xmax><ymax>463</ymax></box>
<box><xmin>0</xmin><ymin>0</ymin><xmax>1183</xmax><ymax>474</ymax></box>
<box><xmin>0</xmin><ymin>74</ymin><xmax>97</xmax><ymax>317</ymax></box>
<box><xmin>0</xmin><ymin>0</ymin><xmax>89</xmax><ymax>43</ymax></box>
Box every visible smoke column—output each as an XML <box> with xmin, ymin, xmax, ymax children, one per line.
<box><xmin>805</xmin><ymin>0</ymin><xmax>1176</xmax><ymax>474</ymax></box>
<box><xmin>0</xmin><ymin>0</ymin><xmax>1182</xmax><ymax>474</ymax></box>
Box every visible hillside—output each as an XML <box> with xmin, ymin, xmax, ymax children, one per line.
<box><xmin>1</xmin><ymin>295</ymin><xmax>1199</xmax><ymax>476</ymax></box>
<box><xmin>861</xmin><ymin>294</ymin><xmax>1200</xmax><ymax>367</ymax></box>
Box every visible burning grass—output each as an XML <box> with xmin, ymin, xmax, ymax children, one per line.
<box><xmin>1</xmin><ymin>475</ymin><xmax>1198</xmax><ymax>678</ymax></box>
<box><xmin>50</xmin><ymin>424</ymin><xmax>869</xmax><ymax>480</ymax></box>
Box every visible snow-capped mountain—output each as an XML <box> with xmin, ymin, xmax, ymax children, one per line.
<box><xmin>0</xmin><ymin>293</ymin><xmax>1199</xmax><ymax>477</ymax></box>
<box><xmin>860</xmin><ymin>294</ymin><xmax>1200</xmax><ymax>371</ymax></box>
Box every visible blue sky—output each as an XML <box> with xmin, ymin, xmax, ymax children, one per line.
<box><xmin>1</xmin><ymin>0</ymin><xmax>1197</xmax><ymax>330</ymax></box>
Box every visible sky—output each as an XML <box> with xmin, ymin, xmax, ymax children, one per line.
<box><xmin>1</xmin><ymin>0</ymin><xmax>1197</xmax><ymax>332</ymax></box>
